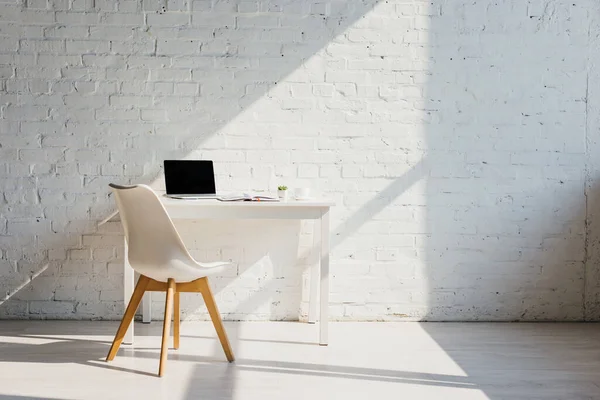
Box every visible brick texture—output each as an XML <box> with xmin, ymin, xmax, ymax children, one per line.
<box><xmin>1</xmin><ymin>0</ymin><xmax>599</xmax><ymax>321</ymax></box>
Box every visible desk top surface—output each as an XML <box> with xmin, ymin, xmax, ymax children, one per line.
<box><xmin>100</xmin><ymin>193</ymin><xmax>333</xmax><ymax>225</ymax></box>
<box><xmin>160</xmin><ymin>195</ymin><xmax>335</xmax><ymax>208</ymax></box>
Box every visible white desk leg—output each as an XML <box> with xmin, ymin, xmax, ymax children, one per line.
<box><xmin>142</xmin><ymin>292</ymin><xmax>152</xmax><ymax>323</ymax></box>
<box><xmin>319</xmin><ymin>209</ymin><xmax>330</xmax><ymax>346</ymax></box>
<box><xmin>123</xmin><ymin>238</ymin><xmax>134</xmax><ymax>345</ymax></box>
<box><xmin>308</xmin><ymin>219</ymin><xmax>320</xmax><ymax>324</ymax></box>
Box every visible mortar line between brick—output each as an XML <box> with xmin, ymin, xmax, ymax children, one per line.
<box><xmin>584</xmin><ymin>75</ymin><xmax>589</xmax><ymax>320</ymax></box>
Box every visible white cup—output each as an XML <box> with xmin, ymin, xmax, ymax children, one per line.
<box><xmin>295</xmin><ymin>188</ymin><xmax>311</xmax><ymax>199</ymax></box>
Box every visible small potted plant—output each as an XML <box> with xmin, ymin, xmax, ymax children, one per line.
<box><xmin>277</xmin><ymin>185</ymin><xmax>288</xmax><ymax>201</ymax></box>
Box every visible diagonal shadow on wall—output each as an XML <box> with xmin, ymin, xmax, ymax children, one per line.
<box><xmin>0</xmin><ymin>0</ymin><xmax>385</xmax><ymax>317</ymax></box>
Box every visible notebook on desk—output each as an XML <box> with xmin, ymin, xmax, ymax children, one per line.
<box><xmin>164</xmin><ymin>160</ymin><xmax>219</xmax><ymax>199</ymax></box>
<box><xmin>217</xmin><ymin>193</ymin><xmax>279</xmax><ymax>202</ymax></box>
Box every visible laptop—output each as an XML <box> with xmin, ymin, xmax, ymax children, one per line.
<box><xmin>164</xmin><ymin>160</ymin><xmax>218</xmax><ymax>199</ymax></box>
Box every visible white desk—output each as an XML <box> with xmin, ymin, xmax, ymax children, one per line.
<box><xmin>120</xmin><ymin>197</ymin><xmax>334</xmax><ymax>346</ymax></box>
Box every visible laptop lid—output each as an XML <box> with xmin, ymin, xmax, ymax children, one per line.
<box><xmin>163</xmin><ymin>160</ymin><xmax>216</xmax><ymax>195</ymax></box>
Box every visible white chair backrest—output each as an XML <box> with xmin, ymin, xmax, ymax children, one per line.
<box><xmin>110</xmin><ymin>184</ymin><xmax>194</xmax><ymax>275</ymax></box>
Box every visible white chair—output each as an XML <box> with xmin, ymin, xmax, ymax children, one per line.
<box><xmin>105</xmin><ymin>184</ymin><xmax>234</xmax><ymax>377</ymax></box>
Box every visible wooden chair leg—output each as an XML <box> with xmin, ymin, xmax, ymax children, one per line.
<box><xmin>199</xmin><ymin>278</ymin><xmax>235</xmax><ymax>362</ymax></box>
<box><xmin>106</xmin><ymin>275</ymin><xmax>149</xmax><ymax>361</ymax></box>
<box><xmin>158</xmin><ymin>278</ymin><xmax>175</xmax><ymax>377</ymax></box>
<box><xmin>173</xmin><ymin>291</ymin><xmax>180</xmax><ymax>350</ymax></box>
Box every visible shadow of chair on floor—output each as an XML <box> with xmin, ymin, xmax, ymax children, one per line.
<box><xmin>0</xmin><ymin>321</ymin><xmax>477</xmax><ymax>393</ymax></box>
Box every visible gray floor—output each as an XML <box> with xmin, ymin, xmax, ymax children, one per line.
<box><xmin>0</xmin><ymin>321</ymin><xmax>599</xmax><ymax>399</ymax></box>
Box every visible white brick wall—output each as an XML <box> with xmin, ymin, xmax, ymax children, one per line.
<box><xmin>1</xmin><ymin>0</ymin><xmax>600</xmax><ymax>321</ymax></box>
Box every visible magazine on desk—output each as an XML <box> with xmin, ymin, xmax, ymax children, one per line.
<box><xmin>217</xmin><ymin>193</ymin><xmax>279</xmax><ymax>202</ymax></box>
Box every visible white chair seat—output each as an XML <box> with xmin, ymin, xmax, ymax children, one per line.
<box><xmin>138</xmin><ymin>260</ymin><xmax>232</xmax><ymax>283</ymax></box>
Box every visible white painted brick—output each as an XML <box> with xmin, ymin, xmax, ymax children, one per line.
<box><xmin>236</xmin><ymin>14</ymin><xmax>278</xmax><ymax>28</ymax></box>
<box><xmin>147</xmin><ymin>12</ymin><xmax>190</xmax><ymax>27</ymax></box>
<box><xmin>73</xmin><ymin>81</ymin><xmax>96</xmax><ymax>93</ymax></box>
<box><xmin>95</xmin><ymin>0</ymin><xmax>118</xmax><ymax>12</ymax></box>
<box><xmin>174</xmin><ymin>82</ymin><xmax>197</xmax><ymax>96</ymax></box>
<box><xmin>141</xmin><ymin>109</ymin><xmax>168</xmax><ymax>122</ymax></box>
<box><xmin>99</xmin><ymin>12</ymin><xmax>144</xmax><ymax>26</ymax></box>
<box><xmin>325</xmin><ymin>71</ymin><xmax>368</xmax><ymax>84</ymax></box>
<box><xmin>50</xmin><ymin>81</ymin><xmax>74</xmax><ymax>93</ymax></box>
<box><xmin>157</xmin><ymin>39</ymin><xmax>200</xmax><ymax>55</ymax></box>
<box><xmin>70</xmin><ymin>0</ymin><xmax>93</xmax><ymax>11</ymax></box>
<box><xmin>64</xmin><ymin>94</ymin><xmax>107</xmax><ymax>109</ymax></box>
<box><xmin>43</xmin><ymin>25</ymin><xmax>88</xmax><ymax>39</ymax></box>
<box><xmin>65</xmin><ymin>149</ymin><xmax>109</xmax><ymax>162</ymax></box>
<box><xmin>55</xmin><ymin>12</ymin><xmax>99</xmax><ymax>24</ymax></box>
<box><xmin>66</xmin><ymin>40</ymin><xmax>110</xmax><ymax>54</ymax></box>
<box><xmin>4</xmin><ymin>105</ymin><xmax>48</xmax><ymax>121</ymax></box>
<box><xmin>18</xmin><ymin>10</ymin><xmax>55</xmax><ymax>25</ymax></box>
<box><xmin>298</xmin><ymin>164</ymin><xmax>319</xmax><ymax>178</ymax></box>
<box><xmin>151</xmin><ymin>82</ymin><xmax>174</xmax><ymax>95</ymax></box>
<box><xmin>110</xmin><ymin>40</ymin><xmax>155</xmax><ymax>55</ymax></box>
<box><xmin>92</xmin><ymin>248</ymin><xmax>116</xmax><ymax>261</ymax></box>
<box><xmin>149</xmin><ymin>68</ymin><xmax>191</xmax><ymax>81</ymax></box>
<box><xmin>109</xmin><ymin>95</ymin><xmax>152</xmax><ymax>108</ymax></box>
<box><xmin>117</xmin><ymin>1</ymin><xmax>140</xmax><ymax>12</ymax></box>
<box><xmin>82</xmin><ymin>55</ymin><xmax>126</xmax><ymax>68</ymax></box>
<box><xmin>29</xmin><ymin>301</ymin><xmax>74</xmax><ymax>315</ymax></box>
<box><xmin>95</xmin><ymin>108</ymin><xmax>139</xmax><ymax>121</ymax></box>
